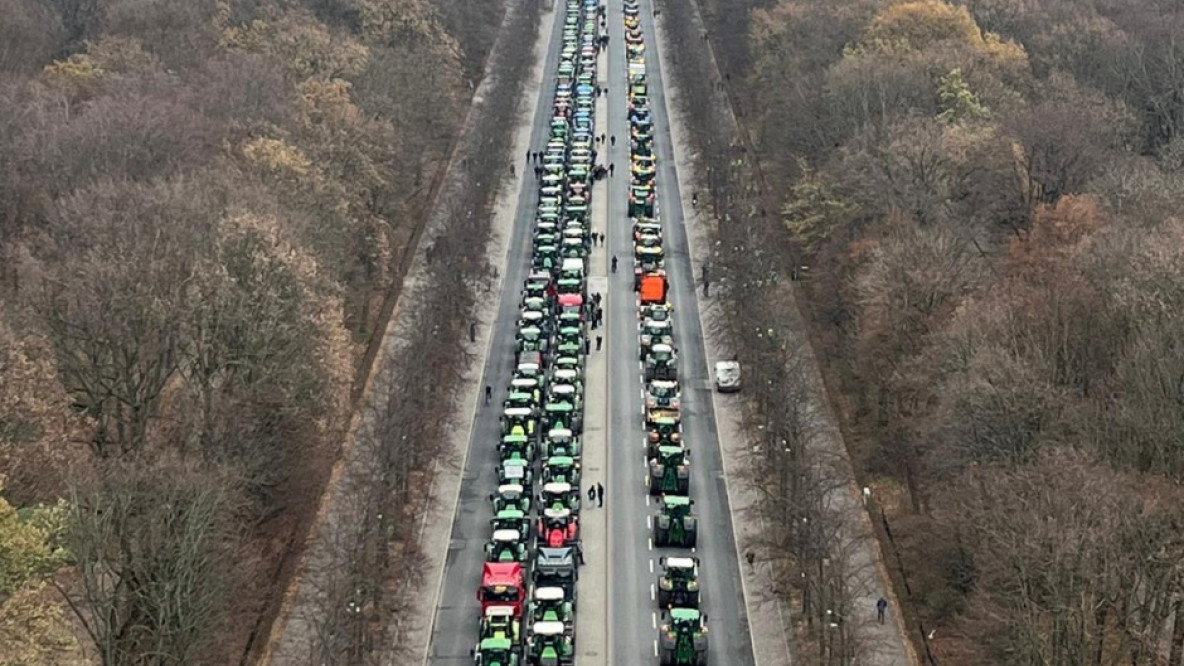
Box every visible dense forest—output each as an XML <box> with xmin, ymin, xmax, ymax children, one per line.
<box><xmin>0</xmin><ymin>0</ymin><xmax>505</xmax><ymax>663</ymax></box>
<box><xmin>685</xmin><ymin>0</ymin><xmax>1184</xmax><ymax>662</ymax></box>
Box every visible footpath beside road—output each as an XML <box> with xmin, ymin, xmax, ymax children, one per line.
<box><xmin>573</xmin><ymin>34</ymin><xmax>611</xmax><ymax>666</ymax></box>
<box><xmin>653</xmin><ymin>3</ymin><xmax>918</xmax><ymax>665</ymax></box>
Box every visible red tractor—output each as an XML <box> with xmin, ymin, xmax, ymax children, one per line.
<box><xmin>478</xmin><ymin>562</ymin><xmax>526</xmax><ymax>617</ymax></box>
<box><xmin>538</xmin><ymin>507</ymin><xmax>579</xmax><ymax>548</ymax></box>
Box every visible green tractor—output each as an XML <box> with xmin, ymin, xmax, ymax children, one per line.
<box><xmin>491</xmin><ymin>508</ymin><xmax>530</xmax><ymax>541</ymax></box>
<box><xmin>490</xmin><ymin>484</ymin><xmax>531</xmax><ymax>514</ymax></box>
<box><xmin>648</xmin><ymin>445</ymin><xmax>691</xmax><ymax>496</ymax></box>
<box><xmin>499</xmin><ymin>432</ymin><xmax>535</xmax><ymax>462</ymax></box>
<box><xmin>539</xmin><ymin>481</ymin><xmax>580</xmax><ymax>514</ymax></box>
<box><xmin>657</xmin><ymin>557</ymin><xmax>701</xmax><ymax>609</ymax></box>
<box><xmin>528</xmin><ymin>586</ymin><xmax>573</xmax><ymax>632</ymax></box>
<box><xmin>471</xmin><ymin>636</ymin><xmax>520</xmax><ymax>666</ymax></box>
<box><xmin>480</xmin><ymin>605</ymin><xmax>521</xmax><ymax>643</ymax></box>
<box><xmin>542</xmin><ymin>401</ymin><xmax>583</xmax><ymax>436</ymax></box>
<box><xmin>485</xmin><ymin>529</ymin><xmax>528</xmax><ymax>563</ymax></box>
<box><xmin>658</xmin><ymin>609</ymin><xmax>708</xmax><ymax>666</ymax></box>
<box><xmin>653</xmin><ymin>496</ymin><xmax>698</xmax><ymax>548</ymax></box>
<box><xmin>644</xmin><ymin>344</ymin><xmax>679</xmax><ymax>382</ymax></box>
<box><xmin>525</xmin><ymin>621</ymin><xmax>574</xmax><ymax>666</ymax></box>
<box><xmin>541</xmin><ymin>428</ymin><xmax>581</xmax><ymax>459</ymax></box>
<box><xmin>497</xmin><ymin>459</ymin><xmax>533</xmax><ymax>495</ymax></box>
<box><xmin>541</xmin><ymin>456</ymin><xmax>581</xmax><ymax>487</ymax></box>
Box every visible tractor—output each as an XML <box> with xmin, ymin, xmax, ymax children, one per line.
<box><xmin>657</xmin><ymin>557</ymin><xmax>701</xmax><ymax>608</ymax></box>
<box><xmin>497</xmin><ymin>459</ymin><xmax>533</xmax><ymax>495</ymax></box>
<box><xmin>485</xmin><ymin>529</ymin><xmax>528</xmax><ymax>563</ymax></box>
<box><xmin>491</xmin><ymin>508</ymin><xmax>530</xmax><ymax>541</ymax></box>
<box><xmin>646</xmin><ymin>409</ymin><xmax>682</xmax><ymax>457</ymax></box>
<box><xmin>542</xmin><ymin>401</ymin><xmax>582</xmax><ymax>435</ymax></box>
<box><xmin>471</xmin><ymin>637</ymin><xmax>520</xmax><ymax>666</ymax></box>
<box><xmin>538</xmin><ymin>507</ymin><xmax>579</xmax><ymax>548</ymax></box>
<box><xmin>490</xmin><ymin>484</ymin><xmax>531</xmax><ymax>514</ymax></box>
<box><xmin>501</xmin><ymin>406</ymin><xmax>537</xmax><ymax>438</ymax></box>
<box><xmin>541</xmin><ymin>456</ymin><xmax>581</xmax><ymax>487</ymax></box>
<box><xmin>541</xmin><ymin>428</ymin><xmax>581</xmax><ymax>459</ymax></box>
<box><xmin>640</xmin><ymin>318</ymin><xmax>674</xmax><ymax>360</ymax></box>
<box><xmin>658</xmin><ymin>609</ymin><xmax>708</xmax><ymax>666</ymax></box>
<box><xmin>539</xmin><ymin>481</ymin><xmax>581</xmax><ymax>514</ymax></box>
<box><xmin>629</xmin><ymin>183</ymin><xmax>655</xmax><ymax>218</ymax></box>
<box><xmin>645</xmin><ymin>380</ymin><xmax>681</xmax><ymax>411</ymax></box>
<box><xmin>499</xmin><ymin>432</ymin><xmax>535</xmax><ymax>462</ymax></box>
<box><xmin>478</xmin><ymin>562</ymin><xmax>525</xmax><ymax>617</ymax></box>
<box><xmin>525</xmin><ymin>622</ymin><xmax>574</xmax><ymax>666</ymax></box>
<box><xmin>648</xmin><ymin>445</ymin><xmax>691</xmax><ymax>496</ymax></box>
<box><xmin>532</xmin><ymin>547</ymin><xmax>578</xmax><ymax>602</ymax></box>
<box><xmin>654</xmin><ymin>495</ymin><xmax>698</xmax><ymax>548</ymax></box>
<box><xmin>644</xmin><ymin>344</ymin><xmax>678</xmax><ymax>381</ymax></box>
<box><xmin>528</xmin><ymin>586</ymin><xmax>574</xmax><ymax>630</ymax></box>
<box><xmin>479</xmin><ymin>605</ymin><xmax>521</xmax><ymax>643</ymax></box>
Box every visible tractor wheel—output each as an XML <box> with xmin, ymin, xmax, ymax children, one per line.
<box><xmin>686</xmin><ymin>589</ymin><xmax>701</xmax><ymax>608</ymax></box>
<box><xmin>684</xmin><ymin>518</ymin><xmax>698</xmax><ymax>548</ymax></box>
<box><xmin>676</xmin><ymin>476</ymin><xmax>689</xmax><ymax>495</ymax></box>
<box><xmin>648</xmin><ymin>471</ymin><xmax>662</xmax><ymax>496</ymax></box>
<box><xmin>654</xmin><ymin>522</ymin><xmax>668</xmax><ymax>547</ymax></box>
<box><xmin>657</xmin><ymin>584</ymin><xmax>670</xmax><ymax>608</ymax></box>
<box><xmin>695</xmin><ymin>650</ymin><xmax>708</xmax><ymax>666</ymax></box>
<box><xmin>659</xmin><ymin>648</ymin><xmax>675</xmax><ymax>666</ymax></box>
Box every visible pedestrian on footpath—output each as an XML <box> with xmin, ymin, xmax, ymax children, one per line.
<box><xmin>610</xmin><ymin>135</ymin><xmax>616</xmax><ymax>147</ymax></box>
<box><xmin>485</xmin><ymin>385</ymin><xmax>492</xmax><ymax>405</ymax></box>
<box><xmin>510</xmin><ymin>164</ymin><xmax>515</xmax><ymax>177</ymax></box>
<box><xmin>609</xmin><ymin>163</ymin><xmax>615</xmax><ymax>177</ymax></box>
<box><xmin>470</xmin><ymin>322</ymin><xmax>476</xmax><ymax>343</ymax></box>
<box><xmin>596</xmin><ymin>482</ymin><xmax>604</xmax><ymax>507</ymax></box>
<box><xmin>876</xmin><ymin>597</ymin><xmax>888</xmax><ymax>624</ymax></box>
<box><xmin>596</xmin><ymin>335</ymin><xmax>603</xmax><ymax>351</ymax></box>
<box><xmin>746</xmin><ymin>551</ymin><xmax>755</xmax><ymax>567</ymax></box>
<box><xmin>593</xmin><ymin>292</ymin><xmax>602</xmax><ymax>305</ymax></box>
<box><xmin>587</xmin><ymin>485</ymin><xmax>596</xmax><ymax>504</ymax></box>
<box><xmin>526</xmin><ymin>148</ymin><xmax>530</xmax><ymax>163</ymax></box>
<box><xmin>584</xmin><ymin>338</ymin><xmax>591</xmax><ymax>355</ymax></box>
<box><xmin>611</xmin><ymin>255</ymin><xmax>618</xmax><ymax>273</ymax></box>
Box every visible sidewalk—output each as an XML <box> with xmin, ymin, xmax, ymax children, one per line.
<box><xmin>573</xmin><ymin>35</ymin><xmax>610</xmax><ymax>666</ymax></box>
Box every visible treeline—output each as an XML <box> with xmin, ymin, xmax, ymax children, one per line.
<box><xmin>682</xmin><ymin>0</ymin><xmax>1184</xmax><ymax>663</ymax></box>
<box><xmin>0</xmin><ymin>0</ymin><xmax>505</xmax><ymax>664</ymax></box>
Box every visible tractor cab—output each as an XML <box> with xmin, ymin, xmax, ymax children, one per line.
<box><xmin>485</xmin><ymin>528</ymin><xmax>528</xmax><ymax>563</ymax></box>
<box><xmin>658</xmin><ymin>608</ymin><xmax>709</xmax><ymax>666</ymax></box>
<box><xmin>516</xmin><ymin>326</ymin><xmax>548</xmax><ymax>356</ymax></box>
<box><xmin>492</xmin><ymin>508</ymin><xmax>530</xmax><ymax>541</ymax></box>
<box><xmin>632</xmin><ymin>154</ymin><xmax>656</xmax><ymax>182</ymax></box>
<box><xmin>629</xmin><ymin>184</ymin><xmax>656</xmax><ymax>218</ymax></box>
<box><xmin>516</xmin><ymin>352</ymin><xmax>544</xmax><ymax>379</ymax></box>
<box><xmin>542</xmin><ymin>428</ymin><xmax>581</xmax><ymax>459</ymax></box>
<box><xmin>658</xmin><ymin>557</ymin><xmax>701</xmax><ymax>609</ymax></box>
<box><xmin>497</xmin><ymin>459</ymin><xmax>533</xmax><ymax>494</ymax></box>
<box><xmin>555</xmin><ymin>325</ymin><xmax>583</xmax><ymax>347</ymax></box>
<box><xmin>529</xmin><ymin>586</ymin><xmax>573</xmax><ymax>628</ymax></box>
<box><xmin>479</xmin><ymin>562</ymin><xmax>525</xmax><ymax>617</ymax></box>
<box><xmin>638</xmin><ymin>272</ymin><xmax>669</xmax><ymax>305</ymax></box>
<box><xmin>646</xmin><ymin>408</ymin><xmax>682</xmax><ymax>450</ymax></box>
<box><xmin>533</xmin><ymin>547</ymin><xmax>578</xmax><ymax>600</ymax></box>
<box><xmin>552</xmin><ymin>355</ymin><xmax>583</xmax><ymax>376</ymax></box>
<box><xmin>550</xmin><ymin>367</ymin><xmax>582</xmax><ymax>386</ymax></box>
<box><xmin>519</xmin><ymin>309</ymin><xmax>550</xmax><ymax>336</ymax></box>
<box><xmin>539</xmin><ymin>481</ymin><xmax>580</xmax><ymax>514</ymax></box>
<box><xmin>526</xmin><ymin>622</ymin><xmax>574</xmax><ymax>666</ymax></box>
<box><xmin>491</xmin><ymin>484</ymin><xmax>531</xmax><ymax>514</ymax></box>
<box><xmin>471</xmin><ymin>636</ymin><xmax>519</xmax><ymax>666</ymax></box>
<box><xmin>633</xmin><ymin>219</ymin><xmax>662</xmax><ymax>241</ymax></box>
<box><xmin>538</xmin><ymin>507</ymin><xmax>578</xmax><ymax>548</ymax></box>
<box><xmin>549</xmin><ymin>384</ymin><xmax>582</xmax><ymax>411</ymax></box>
<box><xmin>654</xmin><ymin>496</ymin><xmax>698</xmax><ymax>548</ymax></box>
<box><xmin>499</xmin><ymin>433</ymin><xmax>533</xmax><ymax>462</ymax></box>
<box><xmin>640</xmin><ymin>302</ymin><xmax>673</xmax><ymax>323</ymax></box>
<box><xmin>479</xmin><ymin>605</ymin><xmax>520</xmax><ymax>643</ymax></box>
<box><xmin>505</xmin><ymin>388</ymin><xmax>540</xmax><ymax>412</ymax></box>
<box><xmin>648</xmin><ymin>445</ymin><xmax>691</xmax><ymax>496</ymax></box>
<box><xmin>542</xmin><ymin>401</ymin><xmax>582</xmax><ymax>435</ymax></box>
<box><xmin>645</xmin><ymin>344</ymin><xmax>678</xmax><ymax>381</ymax></box>
<box><xmin>646</xmin><ymin>380</ymin><xmax>681</xmax><ymax>411</ymax></box>
<box><xmin>521</xmin><ymin>295</ymin><xmax>548</xmax><ymax>316</ymax></box>
<box><xmin>640</xmin><ymin>319</ymin><xmax>674</xmax><ymax>359</ymax></box>
<box><xmin>542</xmin><ymin>456</ymin><xmax>581</xmax><ymax>487</ymax></box>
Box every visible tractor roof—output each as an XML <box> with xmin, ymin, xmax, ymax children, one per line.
<box><xmin>543</xmin><ymin>481</ymin><xmax>572</xmax><ymax>494</ymax></box>
<box><xmin>666</xmin><ymin>557</ymin><xmax>696</xmax><ymax>569</ymax></box>
<box><xmin>652</xmin><ymin>343</ymin><xmax>674</xmax><ymax>353</ymax></box>
<box><xmin>651</xmin><ymin>379</ymin><xmax>679</xmax><ymax>390</ymax></box>
<box><xmin>547</xmin><ymin>428</ymin><xmax>574</xmax><ymax>439</ymax></box>
<box><xmin>492</xmin><ymin>529</ymin><xmax>520</xmax><ymax>542</ymax></box>
<box><xmin>553</xmin><ymin>368</ymin><xmax>578</xmax><ymax>380</ymax></box>
<box><xmin>497</xmin><ymin>484</ymin><xmax>524</xmax><ymax>495</ymax></box>
<box><xmin>485</xmin><ymin>605</ymin><xmax>515</xmax><ymax>618</ymax></box>
<box><xmin>543</xmin><ymin>507</ymin><xmax>572</xmax><ymax>519</ymax></box>
<box><xmin>482</xmin><ymin>562</ymin><xmax>523</xmax><ymax>585</ymax></box>
<box><xmin>511</xmin><ymin>377</ymin><xmax>539</xmax><ymax>388</ymax></box>
<box><xmin>496</xmin><ymin>508</ymin><xmax>525</xmax><ymax>519</ymax></box>
<box><xmin>670</xmin><ymin>608</ymin><xmax>701</xmax><ymax>622</ymax></box>
<box><xmin>532</xmin><ymin>621</ymin><xmax>566</xmax><ymax>636</ymax></box>
<box><xmin>504</xmin><ymin>408</ymin><xmax>534</xmax><ymax>418</ymax></box>
<box><xmin>547</xmin><ymin>456</ymin><xmax>575</xmax><ymax>466</ymax></box>
<box><xmin>644</xmin><ymin>318</ymin><xmax>671</xmax><ymax>328</ymax></box>
<box><xmin>479</xmin><ymin>637</ymin><xmax>514</xmax><ymax>650</ymax></box>
<box><xmin>657</xmin><ymin>445</ymin><xmax>685</xmax><ymax>456</ymax></box>
<box><xmin>536</xmin><ymin>547</ymin><xmax>574</xmax><ymax>564</ymax></box>
<box><xmin>551</xmin><ymin>384</ymin><xmax>577</xmax><ymax>394</ymax></box>
<box><xmin>663</xmin><ymin>495</ymin><xmax>691</xmax><ymax>506</ymax></box>
<box><xmin>534</xmin><ymin>586</ymin><xmax>566</xmax><ymax>601</ymax></box>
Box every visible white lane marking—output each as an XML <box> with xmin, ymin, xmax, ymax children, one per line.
<box><xmin>651</xmin><ymin>583</ymin><xmax>656</xmax><ymax>600</ymax></box>
<box><xmin>649</xmin><ymin>558</ymin><xmax>654</xmax><ymax>573</ymax></box>
<box><xmin>648</xmin><ymin>537</ymin><xmax>654</xmax><ymax>550</ymax></box>
<box><xmin>653</xmin><ymin>640</ymin><xmax>659</xmax><ymax>657</ymax></box>
<box><xmin>651</xmin><ymin>613</ymin><xmax>658</xmax><ymax>629</ymax></box>
<box><xmin>646</xmin><ymin>495</ymin><xmax>650</xmax><ymax>506</ymax></box>
<box><xmin>646</xmin><ymin>515</ymin><xmax>652</xmax><ymax>529</ymax></box>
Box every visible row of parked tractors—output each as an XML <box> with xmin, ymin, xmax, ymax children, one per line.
<box><xmin>470</xmin><ymin>1</ymin><xmax>603</xmax><ymax>664</ymax></box>
<box><xmin>623</xmin><ymin>3</ymin><xmax>710</xmax><ymax>665</ymax></box>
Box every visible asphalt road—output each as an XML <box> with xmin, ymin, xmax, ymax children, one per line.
<box><xmin>423</xmin><ymin>7</ymin><xmax>568</xmax><ymax>662</ymax></box>
<box><xmin>604</xmin><ymin>0</ymin><xmax>759</xmax><ymax>662</ymax></box>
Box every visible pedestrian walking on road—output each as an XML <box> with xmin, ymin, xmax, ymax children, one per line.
<box><xmin>611</xmin><ymin>255</ymin><xmax>618</xmax><ymax>273</ymax></box>
<box><xmin>876</xmin><ymin>597</ymin><xmax>888</xmax><ymax>624</ymax></box>
<box><xmin>609</xmin><ymin>163</ymin><xmax>615</xmax><ymax>177</ymax></box>
<box><xmin>610</xmin><ymin>135</ymin><xmax>616</xmax><ymax>147</ymax></box>
<box><xmin>485</xmin><ymin>385</ymin><xmax>492</xmax><ymax>405</ymax></box>
<box><xmin>587</xmin><ymin>485</ymin><xmax>596</xmax><ymax>504</ymax></box>
<box><xmin>470</xmin><ymin>322</ymin><xmax>476</xmax><ymax>343</ymax></box>
<box><xmin>526</xmin><ymin>148</ymin><xmax>530</xmax><ymax>163</ymax></box>
<box><xmin>596</xmin><ymin>482</ymin><xmax>604</xmax><ymax>507</ymax></box>
<box><xmin>596</xmin><ymin>335</ymin><xmax>603</xmax><ymax>351</ymax></box>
